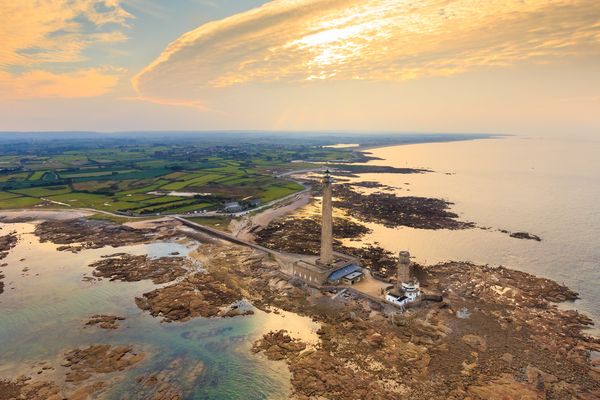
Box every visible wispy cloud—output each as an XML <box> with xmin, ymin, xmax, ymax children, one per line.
<box><xmin>0</xmin><ymin>68</ymin><xmax>123</xmax><ymax>99</ymax></box>
<box><xmin>0</xmin><ymin>0</ymin><xmax>133</xmax><ymax>98</ymax></box>
<box><xmin>133</xmin><ymin>0</ymin><xmax>600</xmax><ymax>102</ymax></box>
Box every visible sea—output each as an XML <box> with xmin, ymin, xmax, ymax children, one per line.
<box><xmin>342</xmin><ymin>134</ymin><xmax>600</xmax><ymax>331</ymax></box>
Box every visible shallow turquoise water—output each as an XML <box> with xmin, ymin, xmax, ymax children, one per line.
<box><xmin>0</xmin><ymin>222</ymin><xmax>317</xmax><ymax>399</ymax></box>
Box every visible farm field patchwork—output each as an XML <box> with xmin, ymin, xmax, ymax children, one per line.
<box><xmin>0</xmin><ymin>138</ymin><xmax>359</xmax><ymax>215</ymax></box>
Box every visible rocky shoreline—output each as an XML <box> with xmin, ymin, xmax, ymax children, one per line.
<box><xmin>328</xmin><ymin>164</ymin><xmax>431</xmax><ymax>177</ymax></box>
<box><xmin>248</xmin><ymin>260</ymin><xmax>599</xmax><ymax>399</ymax></box>
<box><xmin>0</xmin><ymin>216</ymin><xmax>597</xmax><ymax>399</ymax></box>
<box><xmin>0</xmin><ymin>231</ymin><xmax>18</xmax><ymax>295</ymax></box>
<box><xmin>34</xmin><ymin>218</ymin><xmax>175</xmax><ymax>251</ymax></box>
<box><xmin>334</xmin><ymin>184</ymin><xmax>475</xmax><ymax>230</ymax></box>
<box><xmin>0</xmin><ymin>231</ymin><xmax>18</xmax><ymax>260</ymax></box>
<box><xmin>255</xmin><ymin>215</ymin><xmax>370</xmax><ymax>255</ymax></box>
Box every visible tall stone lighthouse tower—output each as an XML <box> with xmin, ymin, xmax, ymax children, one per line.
<box><xmin>319</xmin><ymin>170</ymin><xmax>334</xmax><ymax>266</ymax></box>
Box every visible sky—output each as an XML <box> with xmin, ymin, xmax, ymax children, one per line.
<box><xmin>1</xmin><ymin>0</ymin><xmax>599</xmax><ymax>135</ymax></box>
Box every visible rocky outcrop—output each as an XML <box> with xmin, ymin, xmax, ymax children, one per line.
<box><xmin>0</xmin><ymin>231</ymin><xmax>17</xmax><ymax>260</ymax></box>
<box><xmin>135</xmin><ymin>272</ymin><xmax>243</xmax><ymax>322</ymax></box>
<box><xmin>510</xmin><ymin>231</ymin><xmax>542</xmax><ymax>241</ymax></box>
<box><xmin>334</xmin><ymin>184</ymin><xmax>474</xmax><ymax>230</ymax></box>
<box><xmin>466</xmin><ymin>375</ymin><xmax>539</xmax><ymax>399</ymax></box>
<box><xmin>328</xmin><ymin>164</ymin><xmax>430</xmax><ymax>177</ymax></box>
<box><xmin>497</xmin><ymin>229</ymin><xmax>543</xmax><ymax>241</ymax></box>
<box><xmin>85</xmin><ymin>314</ymin><xmax>125</xmax><ymax>329</ymax></box>
<box><xmin>0</xmin><ymin>232</ymin><xmax>16</xmax><ymax>295</ymax></box>
<box><xmin>35</xmin><ymin>218</ymin><xmax>174</xmax><ymax>251</ymax></box>
<box><xmin>462</xmin><ymin>334</ymin><xmax>487</xmax><ymax>352</ymax></box>
<box><xmin>429</xmin><ymin>261</ymin><xmax>579</xmax><ymax>305</ymax></box>
<box><xmin>254</xmin><ymin>216</ymin><xmax>370</xmax><ymax>255</ymax></box>
<box><xmin>0</xmin><ymin>377</ymin><xmax>61</xmax><ymax>400</ymax></box>
<box><xmin>251</xmin><ymin>330</ymin><xmax>306</xmax><ymax>360</ymax></box>
<box><xmin>89</xmin><ymin>254</ymin><xmax>190</xmax><ymax>284</ymax></box>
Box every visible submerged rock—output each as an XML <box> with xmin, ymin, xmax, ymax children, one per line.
<box><xmin>63</xmin><ymin>345</ymin><xmax>145</xmax><ymax>383</ymax></box>
<box><xmin>85</xmin><ymin>314</ymin><xmax>125</xmax><ymax>330</ymax></box>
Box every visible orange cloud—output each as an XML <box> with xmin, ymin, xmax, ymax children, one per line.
<box><xmin>0</xmin><ymin>0</ymin><xmax>132</xmax><ymax>68</ymax></box>
<box><xmin>0</xmin><ymin>68</ymin><xmax>122</xmax><ymax>99</ymax></box>
<box><xmin>0</xmin><ymin>1</ymin><xmax>131</xmax><ymax>99</ymax></box>
<box><xmin>133</xmin><ymin>0</ymin><xmax>600</xmax><ymax>102</ymax></box>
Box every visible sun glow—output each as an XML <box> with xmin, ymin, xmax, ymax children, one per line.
<box><xmin>134</xmin><ymin>0</ymin><xmax>600</xmax><ymax>101</ymax></box>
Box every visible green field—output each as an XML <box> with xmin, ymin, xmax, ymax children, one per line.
<box><xmin>186</xmin><ymin>216</ymin><xmax>232</xmax><ymax>231</ymax></box>
<box><xmin>0</xmin><ymin>196</ymin><xmax>43</xmax><ymax>209</ymax></box>
<box><xmin>0</xmin><ymin>138</ymin><xmax>359</xmax><ymax>215</ymax></box>
<box><xmin>0</xmin><ymin>191</ymin><xmax>23</xmax><ymax>200</ymax></box>
<box><xmin>11</xmin><ymin>185</ymin><xmax>72</xmax><ymax>197</ymax></box>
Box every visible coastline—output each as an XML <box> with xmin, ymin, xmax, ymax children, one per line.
<box><xmin>354</xmin><ymin>133</ymin><xmax>505</xmax><ymax>152</ymax></box>
<box><xmin>1</xmin><ymin>212</ymin><xmax>598</xmax><ymax>398</ymax></box>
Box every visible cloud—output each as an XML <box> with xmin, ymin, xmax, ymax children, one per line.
<box><xmin>0</xmin><ymin>0</ymin><xmax>132</xmax><ymax>68</ymax></box>
<box><xmin>0</xmin><ymin>68</ymin><xmax>123</xmax><ymax>99</ymax></box>
<box><xmin>133</xmin><ymin>0</ymin><xmax>600</xmax><ymax>102</ymax></box>
<box><xmin>0</xmin><ymin>1</ymin><xmax>132</xmax><ymax>99</ymax></box>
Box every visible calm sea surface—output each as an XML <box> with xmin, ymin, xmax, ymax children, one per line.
<box><xmin>342</xmin><ymin>135</ymin><xmax>600</xmax><ymax>329</ymax></box>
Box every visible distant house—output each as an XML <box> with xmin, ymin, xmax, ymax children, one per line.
<box><xmin>249</xmin><ymin>198</ymin><xmax>261</xmax><ymax>207</ymax></box>
<box><xmin>222</xmin><ymin>201</ymin><xmax>244</xmax><ymax>213</ymax></box>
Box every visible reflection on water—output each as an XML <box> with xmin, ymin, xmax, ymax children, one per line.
<box><xmin>341</xmin><ymin>136</ymin><xmax>600</xmax><ymax>326</ymax></box>
<box><xmin>0</xmin><ymin>222</ymin><xmax>317</xmax><ymax>399</ymax></box>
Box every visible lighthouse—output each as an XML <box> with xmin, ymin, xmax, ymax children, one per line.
<box><xmin>292</xmin><ymin>169</ymin><xmax>363</xmax><ymax>285</ymax></box>
<box><xmin>319</xmin><ymin>170</ymin><xmax>334</xmax><ymax>266</ymax></box>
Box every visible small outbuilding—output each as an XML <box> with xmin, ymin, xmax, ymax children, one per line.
<box><xmin>386</xmin><ymin>292</ymin><xmax>410</xmax><ymax>307</ymax></box>
<box><xmin>327</xmin><ymin>264</ymin><xmax>363</xmax><ymax>285</ymax></box>
<box><xmin>342</xmin><ymin>271</ymin><xmax>364</xmax><ymax>285</ymax></box>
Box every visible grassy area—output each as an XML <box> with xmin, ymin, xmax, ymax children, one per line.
<box><xmin>0</xmin><ymin>197</ymin><xmax>43</xmax><ymax>209</ymax></box>
<box><xmin>0</xmin><ymin>138</ymin><xmax>358</xmax><ymax>215</ymax></box>
<box><xmin>45</xmin><ymin>192</ymin><xmax>138</xmax><ymax>211</ymax></box>
<box><xmin>0</xmin><ymin>191</ymin><xmax>23</xmax><ymax>200</ymax></box>
<box><xmin>29</xmin><ymin>170</ymin><xmax>46</xmax><ymax>180</ymax></box>
<box><xmin>260</xmin><ymin>182</ymin><xmax>305</xmax><ymax>202</ymax></box>
<box><xmin>186</xmin><ymin>216</ymin><xmax>232</xmax><ymax>231</ymax></box>
<box><xmin>11</xmin><ymin>185</ymin><xmax>72</xmax><ymax>197</ymax></box>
